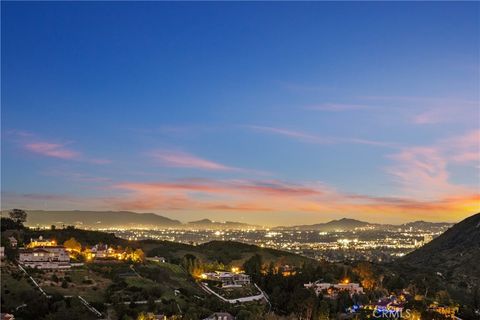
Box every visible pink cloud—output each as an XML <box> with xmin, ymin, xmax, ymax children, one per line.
<box><xmin>440</xmin><ymin>129</ymin><xmax>479</xmax><ymax>164</ymax></box>
<box><xmin>24</xmin><ymin>142</ymin><xmax>80</xmax><ymax>159</ymax></box>
<box><xmin>3</xmin><ymin>176</ymin><xmax>478</xmax><ymax>224</ymax></box>
<box><xmin>247</xmin><ymin>125</ymin><xmax>335</xmax><ymax>144</ymax></box>
<box><xmin>385</xmin><ymin>130</ymin><xmax>479</xmax><ymax>199</ymax></box>
<box><xmin>151</xmin><ymin>150</ymin><xmax>233</xmax><ymax>171</ymax></box>
<box><xmin>10</xmin><ymin>130</ymin><xmax>111</xmax><ymax>165</ymax></box>
<box><xmin>106</xmin><ymin>177</ymin><xmax>479</xmax><ymax>224</ymax></box>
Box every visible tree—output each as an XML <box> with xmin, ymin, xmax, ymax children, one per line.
<box><xmin>243</xmin><ymin>254</ymin><xmax>263</xmax><ymax>281</ymax></box>
<box><xmin>317</xmin><ymin>300</ymin><xmax>330</xmax><ymax>320</ymax></box>
<box><xmin>236</xmin><ymin>310</ymin><xmax>254</xmax><ymax>320</ymax></box>
<box><xmin>8</xmin><ymin>209</ymin><xmax>27</xmax><ymax>224</ymax></box>
<box><xmin>1</xmin><ymin>217</ymin><xmax>23</xmax><ymax>231</ymax></box>
<box><xmin>133</xmin><ymin>249</ymin><xmax>145</xmax><ymax>263</ymax></box>
<box><xmin>354</xmin><ymin>262</ymin><xmax>376</xmax><ymax>290</ymax></box>
<box><xmin>63</xmin><ymin>237</ymin><xmax>82</xmax><ymax>252</ymax></box>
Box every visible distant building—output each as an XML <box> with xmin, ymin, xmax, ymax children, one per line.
<box><xmin>201</xmin><ymin>271</ymin><xmax>251</xmax><ymax>287</ymax></box>
<box><xmin>428</xmin><ymin>303</ymin><xmax>459</xmax><ymax>319</ymax></box>
<box><xmin>203</xmin><ymin>312</ymin><xmax>235</xmax><ymax>320</ymax></box>
<box><xmin>8</xmin><ymin>236</ymin><xmax>18</xmax><ymax>247</ymax></box>
<box><xmin>19</xmin><ymin>246</ymin><xmax>70</xmax><ymax>269</ymax></box>
<box><xmin>304</xmin><ymin>281</ymin><xmax>364</xmax><ymax>297</ymax></box>
<box><xmin>423</xmin><ymin>234</ymin><xmax>433</xmax><ymax>244</ymax></box>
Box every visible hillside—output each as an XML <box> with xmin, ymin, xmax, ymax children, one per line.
<box><xmin>21</xmin><ymin>228</ymin><xmax>313</xmax><ymax>267</ymax></box>
<box><xmin>1</xmin><ymin>210</ymin><xmax>182</xmax><ymax>228</ymax></box>
<box><xmin>401</xmin><ymin>220</ymin><xmax>452</xmax><ymax>230</ymax></box>
<box><xmin>390</xmin><ymin>213</ymin><xmax>480</xmax><ymax>309</ymax></box>
<box><xmin>400</xmin><ymin>213</ymin><xmax>480</xmax><ymax>285</ymax></box>
<box><xmin>144</xmin><ymin>239</ymin><xmax>312</xmax><ymax>266</ymax></box>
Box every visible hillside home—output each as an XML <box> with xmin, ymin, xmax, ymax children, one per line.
<box><xmin>202</xmin><ymin>271</ymin><xmax>251</xmax><ymax>287</ymax></box>
<box><xmin>19</xmin><ymin>246</ymin><xmax>70</xmax><ymax>269</ymax></box>
<box><xmin>304</xmin><ymin>281</ymin><xmax>364</xmax><ymax>297</ymax></box>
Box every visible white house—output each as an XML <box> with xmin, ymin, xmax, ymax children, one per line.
<box><xmin>19</xmin><ymin>246</ymin><xmax>70</xmax><ymax>269</ymax></box>
<box><xmin>91</xmin><ymin>244</ymin><xmax>116</xmax><ymax>259</ymax></box>
<box><xmin>304</xmin><ymin>281</ymin><xmax>364</xmax><ymax>297</ymax></box>
<box><xmin>28</xmin><ymin>236</ymin><xmax>56</xmax><ymax>247</ymax></box>
<box><xmin>202</xmin><ymin>271</ymin><xmax>251</xmax><ymax>287</ymax></box>
<box><xmin>146</xmin><ymin>256</ymin><xmax>166</xmax><ymax>263</ymax></box>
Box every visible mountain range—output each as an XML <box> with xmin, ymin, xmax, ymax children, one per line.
<box><xmin>187</xmin><ymin>219</ymin><xmax>257</xmax><ymax>229</ymax></box>
<box><xmin>0</xmin><ymin>210</ymin><xmax>182</xmax><ymax>228</ymax></box>
<box><xmin>1</xmin><ymin>209</ymin><xmax>454</xmax><ymax>230</ymax></box>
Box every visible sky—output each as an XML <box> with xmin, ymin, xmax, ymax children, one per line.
<box><xmin>1</xmin><ymin>2</ymin><xmax>479</xmax><ymax>226</ymax></box>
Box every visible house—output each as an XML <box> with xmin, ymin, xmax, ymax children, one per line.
<box><xmin>201</xmin><ymin>271</ymin><xmax>251</xmax><ymax>287</ymax></box>
<box><xmin>8</xmin><ymin>236</ymin><xmax>18</xmax><ymax>247</ymax></box>
<box><xmin>203</xmin><ymin>312</ymin><xmax>235</xmax><ymax>320</ymax></box>
<box><xmin>304</xmin><ymin>281</ymin><xmax>364</xmax><ymax>297</ymax></box>
<box><xmin>91</xmin><ymin>244</ymin><xmax>109</xmax><ymax>258</ymax></box>
<box><xmin>19</xmin><ymin>246</ymin><xmax>70</xmax><ymax>269</ymax></box>
<box><xmin>27</xmin><ymin>236</ymin><xmax>56</xmax><ymax>248</ymax></box>
<box><xmin>279</xmin><ymin>264</ymin><xmax>297</xmax><ymax>276</ymax></box>
<box><xmin>146</xmin><ymin>256</ymin><xmax>166</xmax><ymax>263</ymax></box>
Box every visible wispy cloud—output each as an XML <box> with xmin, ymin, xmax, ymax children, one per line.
<box><xmin>149</xmin><ymin>150</ymin><xmax>239</xmax><ymax>171</ymax></box>
<box><xmin>385</xmin><ymin>129</ymin><xmax>479</xmax><ymax>198</ymax></box>
<box><xmin>360</xmin><ymin>95</ymin><xmax>478</xmax><ymax>125</ymax></box>
<box><xmin>246</xmin><ymin>125</ymin><xmax>396</xmax><ymax>147</ymax></box>
<box><xmin>8</xmin><ymin>130</ymin><xmax>111</xmax><ymax>165</ymax></box>
<box><xmin>41</xmin><ymin>168</ymin><xmax>111</xmax><ymax>183</ymax></box>
<box><xmin>246</xmin><ymin>125</ymin><xmax>332</xmax><ymax>144</ymax></box>
<box><xmin>25</xmin><ymin>142</ymin><xmax>80</xmax><ymax>160</ymax></box>
<box><xmin>306</xmin><ymin>103</ymin><xmax>372</xmax><ymax>112</ymax></box>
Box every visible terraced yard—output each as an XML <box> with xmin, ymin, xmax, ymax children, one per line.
<box><xmin>34</xmin><ymin>266</ymin><xmax>112</xmax><ymax>302</ymax></box>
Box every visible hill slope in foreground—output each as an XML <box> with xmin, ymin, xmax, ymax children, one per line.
<box><xmin>392</xmin><ymin>213</ymin><xmax>480</xmax><ymax>306</ymax></box>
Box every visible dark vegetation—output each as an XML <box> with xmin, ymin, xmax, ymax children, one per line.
<box><xmin>2</xmin><ymin>209</ymin><xmax>479</xmax><ymax>320</ymax></box>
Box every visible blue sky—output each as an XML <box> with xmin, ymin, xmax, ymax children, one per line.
<box><xmin>2</xmin><ymin>2</ymin><xmax>479</xmax><ymax>225</ymax></box>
